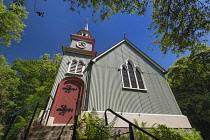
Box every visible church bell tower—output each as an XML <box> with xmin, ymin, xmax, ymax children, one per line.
<box><xmin>45</xmin><ymin>23</ymin><xmax>96</xmax><ymax>126</ymax></box>
<box><xmin>69</xmin><ymin>22</ymin><xmax>95</xmax><ymax>52</ymax></box>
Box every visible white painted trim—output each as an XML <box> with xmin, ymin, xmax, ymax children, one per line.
<box><xmin>92</xmin><ymin>39</ymin><xmax>125</xmax><ymax>62</ymax></box>
<box><xmin>82</xmin><ymin>111</ymin><xmax>186</xmax><ymax>117</ymax></box>
<box><xmin>81</xmin><ymin>111</ymin><xmax>192</xmax><ymax>128</ymax></box>
<box><xmin>120</xmin><ymin>60</ymin><xmax>147</xmax><ymax>90</ymax></box>
<box><xmin>122</xmin><ymin>87</ymin><xmax>147</xmax><ymax>91</ymax></box>
<box><xmin>67</xmin><ymin>59</ymin><xmax>85</xmax><ymax>75</ymax></box>
<box><xmin>91</xmin><ymin>39</ymin><xmax>167</xmax><ymax>74</ymax></box>
<box><xmin>66</xmin><ymin>72</ymin><xmax>83</xmax><ymax>76</ymax></box>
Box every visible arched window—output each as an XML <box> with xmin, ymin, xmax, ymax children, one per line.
<box><xmin>69</xmin><ymin>60</ymin><xmax>77</xmax><ymax>73</ymax></box>
<box><xmin>121</xmin><ymin>60</ymin><xmax>146</xmax><ymax>90</ymax></box>
<box><xmin>67</xmin><ymin>59</ymin><xmax>85</xmax><ymax>74</ymax></box>
<box><xmin>122</xmin><ymin>65</ymin><xmax>130</xmax><ymax>87</ymax></box>
<box><xmin>76</xmin><ymin>61</ymin><xmax>84</xmax><ymax>73</ymax></box>
<box><xmin>135</xmin><ymin>68</ymin><xmax>145</xmax><ymax>89</ymax></box>
<box><xmin>127</xmin><ymin>61</ymin><xmax>137</xmax><ymax>88</ymax></box>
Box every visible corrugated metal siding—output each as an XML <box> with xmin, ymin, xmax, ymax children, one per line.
<box><xmin>47</xmin><ymin>53</ymin><xmax>92</xmax><ymax>109</ymax></box>
<box><xmin>87</xmin><ymin>42</ymin><xmax>182</xmax><ymax>115</ymax></box>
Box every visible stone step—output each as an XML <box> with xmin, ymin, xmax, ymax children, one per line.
<box><xmin>30</xmin><ymin>125</ymin><xmax>73</xmax><ymax>131</ymax></box>
<box><xmin>27</xmin><ymin>135</ymin><xmax>71</xmax><ymax>140</ymax></box>
<box><xmin>27</xmin><ymin>126</ymin><xmax>73</xmax><ymax>140</ymax></box>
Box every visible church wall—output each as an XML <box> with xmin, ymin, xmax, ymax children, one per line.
<box><xmin>87</xmin><ymin>42</ymin><xmax>182</xmax><ymax>115</ymax></box>
<box><xmin>47</xmin><ymin>52</ymin><xmax>92</xmax><ymax>110</ymax></box>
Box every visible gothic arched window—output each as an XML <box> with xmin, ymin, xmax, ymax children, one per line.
<box><xmin>67</xmin><ymin>59</ymin><xmax>85</xmax><ymax>74</ymax></box>
<box><xmin>121</xmin><ymin>60</ymin><xmax>146</xmax><ymax>90</ymax></box>
<box><xmin>122</xmin><ymin>65</ymin><xmax>130</xmax><ymax>87</ymax></box>
<box><xmin>135</xmin><ymin>67</ymin><xmax>145</xmax><ymax>89</ymax></box>
<box><xmin>127</xmin><ymin>61</ymin><xmax>137</xmax><ymax>88</ymax></box>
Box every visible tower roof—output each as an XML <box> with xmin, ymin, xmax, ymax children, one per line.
<box><xmin>84</xmin><ymin>22</ymin><xmax>88</xmax><ymax>31</ymax></box>
<box><xmin>77</xmin><ymin>21</ymin><xmax>92</xmax><ymax>38</ymax></box>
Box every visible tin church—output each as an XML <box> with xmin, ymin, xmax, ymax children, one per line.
<box><xmin>44</xmin><ymin>23</ymin><xmax>191</xmax><ymax>129</ymax></box>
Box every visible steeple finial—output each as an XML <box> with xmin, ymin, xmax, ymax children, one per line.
<box><xmin>84</xmin><ymin>18</ymin><xmax>89</xmax><ymax>31</ymax></box>
<box><xmin>123</xmin><ymin>32</ymin><xmax>126</xmax><ymax>39</ymax></box>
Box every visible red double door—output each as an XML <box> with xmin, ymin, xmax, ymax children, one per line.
<box><xmin>50</xmin><ymin>77</ymin><xmax>84</xmax><ymax>124</ymax></box>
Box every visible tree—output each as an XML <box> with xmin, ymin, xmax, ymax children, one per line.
<box><xmin>0</xmin><ymin>1</ymin><xmax>28</xmax><ymax>46</ymax></box>
<box><xmin>11</xmin><ymin>53</ymin><xmax>62</xmax><ymax>109</ymax></box>
<box><xmin>0</xmin><ymin>55</ymin><xmax>19</xmax><ymax>137</ymax></box>
<box><xmin>0</xmin><ymin>54</ymin><xmax>62</xmax><ymax>139</ymax></box>
<box><xmin>56</xmin><ymin>0</ymin><xmax>210</xmax><ymax>55</ymax></box>
<box><xmin>167</xmin><ymin>45</ymin><xmax>210</xmax><ymax>139</ymax></box>
<box><xmin>4</xmin><ymin>0</ymin><xmax>209</xmax><ymax>54</ymax></box>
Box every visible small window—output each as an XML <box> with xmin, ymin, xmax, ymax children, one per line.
<box><xmin>69</xmin><ymin>60</ymin><xmax>77</xmax><ymax>73</ymax></box>
<box><xmin>76</xmin><ymin>61</ymin><xmax>84</xmax><ymax>73</ymax></box>
<box><xmin>121</xmin><ymin>60</ymin><xmax>146</xmax><ymax>90</ymax></box>
<box><xmin>67</xmin><ymin>59</ymin><xmax>85</xmax><ymax>74</ymax></box>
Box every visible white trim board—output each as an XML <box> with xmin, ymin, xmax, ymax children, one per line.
<box><xmin>82</xmin><ymin>111</ymin><xmax>192</xmax><ymax>128</ymax></box>
<box><xmin>91</xmin><ymin>39</ymin><xmax>167</xmax><ymax>74</ymax></box>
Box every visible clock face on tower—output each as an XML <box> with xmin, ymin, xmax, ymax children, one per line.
<box><xmin>76</xmin><ymin>41</ymin><xmax>87</xmax><ymax>49</ymax></box>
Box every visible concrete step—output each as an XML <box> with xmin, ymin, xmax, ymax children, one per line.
<box><xmin>30</xmin><ymin>126</ymin><xmax>73</xmax><ymax>131</ymax></box>
<box><xmin>27</xmin><ymin>126</ymin><xmax>73</xmax><ymax>140</ymax></box>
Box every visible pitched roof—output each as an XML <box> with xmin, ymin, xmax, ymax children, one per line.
<box><xmin>92</xmin><ymin>39</ymin><xmax>167</xmax><ymax>74</ymax></box>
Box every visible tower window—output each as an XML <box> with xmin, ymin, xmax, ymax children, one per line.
<box><xmin>67</xmin><ymin>59</ymin><xmax>85</xmax><ymax>74</ymax></box>
<box><xmin>121</xmin><ymin>60</ymin><xmax>146</xmax><ymax>90</ymax></box>
<box><xmin>80</xmin><ymin>33</ymin><xmax>87</xmax><ymax>36</ymax></box>
<box><xmin>76</xmin><ymin>61</ymin><xmax>84</xmax><ymax>73</ymax></box>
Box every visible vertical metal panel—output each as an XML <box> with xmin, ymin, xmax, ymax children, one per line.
<box><xmin>140</xmin><ymin>73</ymin><xmax>156</xmax><ymax>114</ymax></box>
<box><xmin>157</xmin><ymin>75</ymin><xmax>182</xmax><ymax>114</ymax></box>
<box><xmin>147</xmin><ymin>73</ymin><xmax>167</xmax><ymax>114</ymax></box>
<box><xmin>88</xmin><ymin>42</ymin><xmax>182</xmax><ymax>115</ymax></box>
<box><xmin>165</xmin><ymin>81</ymin><xmax>182</xmax><ymax>115</ymax></box>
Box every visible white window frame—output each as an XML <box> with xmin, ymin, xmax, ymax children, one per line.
<box><xmin>67</xmin><ymin>59</ymin><xmax>85</xmax><ymax>75</ymax></box>
<box><xmin>120</xmin><ymin>59</ymin><xmax>147</xmax><ymax>91</ymax></box>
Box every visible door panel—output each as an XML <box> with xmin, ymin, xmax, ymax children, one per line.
<box><xmin>50</xmin><ymin>77</ymin><xmax>84</xmax><ymax>124</ymax></box>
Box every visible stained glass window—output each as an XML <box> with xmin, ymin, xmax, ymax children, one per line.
<box><xmin>122</xmin><ymin>66</ymin><xmax>130</xmax><ymax>87</ymax></box>
<box><xmin>136</xmin><ymin>68</ymin><xmax>145</xmax><ymax>89</ymax></box>
<box><xmin>128</xmin><ymin>61</ymin><xmax>137</xmax><ymax>88</ymax></box>
<box><xmin>121</xmin><ymin>60</ymin><xmax>146</xmax><ymax>90</ymax></box>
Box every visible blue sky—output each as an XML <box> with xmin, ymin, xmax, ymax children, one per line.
<box><xmin>2</xmin><ymin>0</ymin><xmax>204</xmax><ymax>70</ymax></box>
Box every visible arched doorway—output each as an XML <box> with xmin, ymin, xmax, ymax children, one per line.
<box><xmin>49</xmin><ymin>76</ymin><xmax>84</xmax><ymax>124</ymax></box>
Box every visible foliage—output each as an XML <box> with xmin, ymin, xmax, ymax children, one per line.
<box><xmin>118</xmin><ymin>122</ymin><xmax>202</xmax><ymax>140</ymax></box>
<box><xmin>0</xmin><ymin>53</ymin><xmax>62</xmax><ymax>139</ymax></box>
<box><xmin>0</xmin><ymin>1</ymin><xmax>28</xmax><ymax>46</ymax></box>
<box><xmin>6</xmin><ymin>115</ymin><xmax>28</xmax><ymax>140</ymax></box>
<box><xmin>0</xmin><ymin>55</ymin><xmax>20</xmax><ymax>137</ymax></box>
<box><xmin>3</xmin><ymin>0</ymin><xmax>209</xmax><ymax>54</ymax></box>
<box><xmin>11</xmin><ymin>53</ymin><xmax>62</xmax><ymax>110</ymax></box>
<box><xmin>167</xmin><ymin>45</ymin><xmax>210</xmax><ymax>139</ymax></box>
<box><xmin>59</xmin><ymin>0</ymin><xmax>209</xmax><ymax>55</ymax></box>
<box><xmin>76</xmin><ymin>113</ymin><xmax>203</xmax><ymax>140</ymax></box>
<box><xmin>77</xmin><ymin>111</ymin><xmax>116</xmax><ymax>139</ymax></box>
<box><xmin>151</xmin><ymin>1</ymin><xmax>210</xmax><ymax>55</ymax></box>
